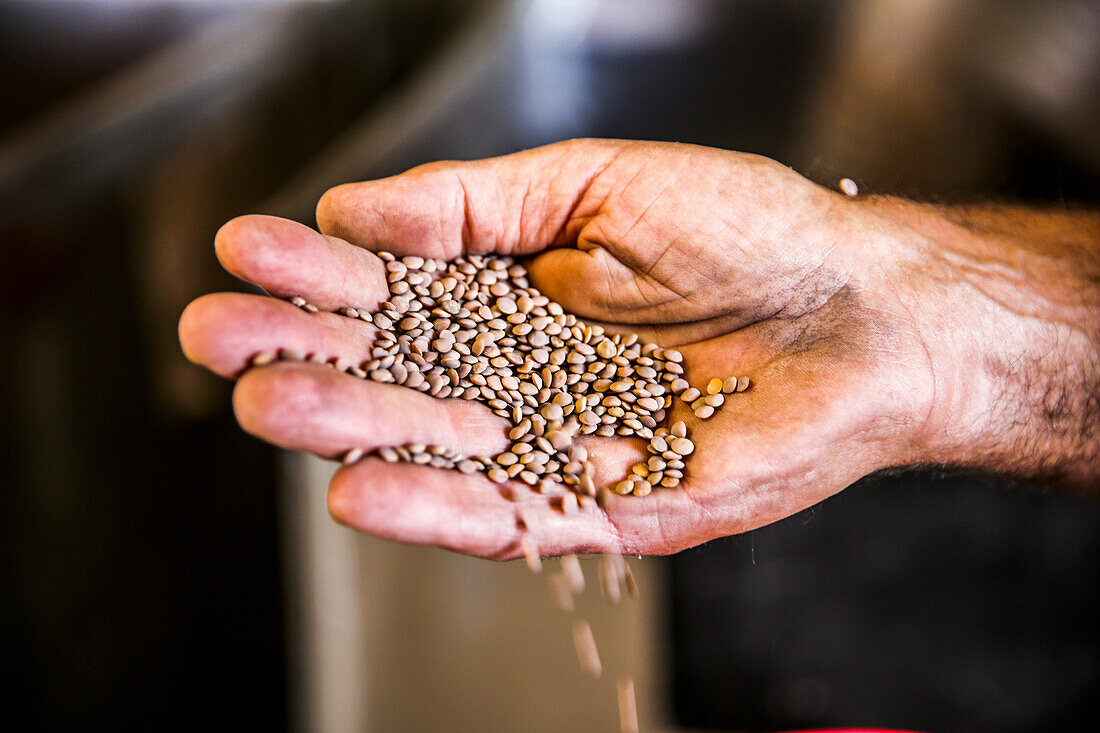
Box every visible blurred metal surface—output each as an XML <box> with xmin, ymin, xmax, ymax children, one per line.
<box><xmin>264</xmin><ymin>0</ymin><xmax>521</xmax><ymax>220</ymax></box>
<box><xmin>0</xmin><ymin>1</ymin><xmax>374</xmax><ymax>214</ymax></box>
<box><xmin>968</xmin><ymin>0</ymin><xmax>1100</xmax><ymax>169</ymax></box>
<box><xmin>796</xmin><ymin>0</ymin><xmax>1100</xmax><ymax>196</ymax></box>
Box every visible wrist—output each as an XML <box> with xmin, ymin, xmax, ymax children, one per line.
<box><xmin>846</xmin><ymin>196</ymin><xmax>1100</xmax><ymax>487</ymax></box>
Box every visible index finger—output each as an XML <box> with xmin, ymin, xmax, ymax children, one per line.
<box><xmin>314</xmin><ymin>138</ymin><xmax>628</xmax><ymax>260</ymax></box>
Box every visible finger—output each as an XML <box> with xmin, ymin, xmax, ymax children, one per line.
<box><xmin>328</xmin><ymin>451</ymin><xmax>725</xmax><ymax>558</ymax></box>
<box><xmin>179</xmin><ymin>292</ymin><xmax>374</xmax><ymax>378</ymax></box>
<box><xmin>315</xmin><ymin>138</ymin><xmax>629</xmax><ymax>259</ymax></box>
<box><xmin>527</xmin><ymin>246</ymin><xmax>780</xmax><ymax>339</ymax></box>
<box><xmin>545</xmin><ymin>295</ymin><xmax>776</xmax><ymax>348</ymax></box>
<box><xmin>589</xmin><ymin>312</ymin><xmax>760</xmax><ymax>347</ymax></box>
<box><xmin>233</xmin><ymin>362</ymin><xmax>509</xmax><ymax>458</ymax></box>
<box><xmin>233</xmin><ymin>358</ymin><xmax>647</xmax><ymax>479</ymax></box>
<box><xmin>327</xmin><ymin>459</ymin><xmax>624</xmax><ymax>559</ymax></box>
<box><xmin>215</xmin><ymin>214</ymin><xmax>389</xmax><ymax>312</ymax></box>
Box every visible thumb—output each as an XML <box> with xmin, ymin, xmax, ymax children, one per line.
<box><xmin>314</xmin><ymin>139</ymin><xmax>628</xmax><ymax>260</ymax></box>
<box><xmin>526</xmin><ymin>245</ymin><xmax>685</xmax><ymax>324</ymax></box>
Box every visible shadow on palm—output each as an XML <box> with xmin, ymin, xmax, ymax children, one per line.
<box><xmin>561</xmin><ymin>279</ymin><xmax>908</xmax><ymax>556</ymax></box>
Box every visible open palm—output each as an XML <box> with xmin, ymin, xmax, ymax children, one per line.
<box><xmin>180</xmin><ymin>139</ymin><xmax>934</xmax><ymax>558</ymax></box>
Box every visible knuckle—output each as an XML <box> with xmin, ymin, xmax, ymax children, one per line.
<box><xmin>315</xmin><ymin>183</ymin><xmax>355</xmax><ymax>234</ymax></box>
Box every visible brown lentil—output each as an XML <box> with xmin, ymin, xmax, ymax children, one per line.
<box><xmin>572</xmin><ymin>620</ymin><xmax>602</xmax><ymax>677</ymax></box>
<box><xmin>617</xmin><ymin>676</ymin><xmax>639</xmax><ymax>733</ymax></box>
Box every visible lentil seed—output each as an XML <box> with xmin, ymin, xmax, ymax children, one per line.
<box><xmin>670</xmin><ymin>437</ymin><xmax>695</xmax><ymax>456</ymax></box>
<box><xmin>573</xmin><ymin>620</ymin><xmax>602</xmax><ymax>677</ymax></box>
<box><xmin>521</xmin><ymin>536</ymin><xmax>542</xmax><ymax>572</ymax></box>
<box><xmin>618</xmin><ymin>676</ymin><xmax>639</xmax><ymax>733</ymax></box>
<box><xmin>599</xmin><ymin>555</ymin><xmax>622</xmax><ymax>604</ymax></box>
<box><xmin>548</xmin><ymin>573</ymin><xmax>575</xmax><ymax>612</ymax></box>
<box><xmin>251</xmin><ymin>351</ymin><xmax>276</xmax><ymax>367</ymax></box>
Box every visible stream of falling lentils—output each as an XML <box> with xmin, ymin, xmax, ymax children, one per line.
<box><xmin>252</xmin><ymin>251</ymin><xmax>751</xmax><ymax>732</ymax></box>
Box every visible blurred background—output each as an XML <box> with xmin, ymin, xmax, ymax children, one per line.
<box><xmin>2</xmin><ymin>0</ymin><xmax>1099</xmax><ymax>731</ymax></box>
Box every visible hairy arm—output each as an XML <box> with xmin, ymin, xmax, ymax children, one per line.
<box><xmin>854</xmin><ymin>198</ymin><xmax>1100</xmax><ymax>489</ymax></box>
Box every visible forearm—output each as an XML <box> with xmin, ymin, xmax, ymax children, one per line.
<box><xmin>855</xmin><ymin>197</ymin><xmax>1100</xmax><ymax>489</ymax></box>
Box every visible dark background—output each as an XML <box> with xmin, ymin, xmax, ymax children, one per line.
<box><xmin>2</xmin><ymin>1</ymin><xmax>1097</xmax><ymax>730</ymax></box>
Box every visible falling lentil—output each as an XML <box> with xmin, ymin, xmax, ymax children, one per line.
<box><xmin>617</xmin><ymin>676</ymin><xmax>639</xmax><ymax>733</ymax></box>
<box><xmin>572</xmin><ymin>619</ymin><xmax>602</xmax><ymax>677</ymax></box>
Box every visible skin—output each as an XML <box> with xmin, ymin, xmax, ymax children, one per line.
<box><xmin>178</xmin><ymin>139</ymin><xmax>1100</xmax><ymax>559</ymax></box>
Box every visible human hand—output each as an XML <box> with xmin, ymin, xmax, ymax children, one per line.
<box><xmin>178</xmin><ymin>139</ymin><xmax>1100</xmax><ymax>558</ymax></box>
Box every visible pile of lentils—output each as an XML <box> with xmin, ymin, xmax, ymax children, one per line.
<box><xmin>259</xmin><ymin>251</ymin><xmax>750</xmax><ymax>504</ymax></box>
<box><xmin>250</xmin><ymin>250</ymin><xmax>751</xmax><ymax>732</ymax></box>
